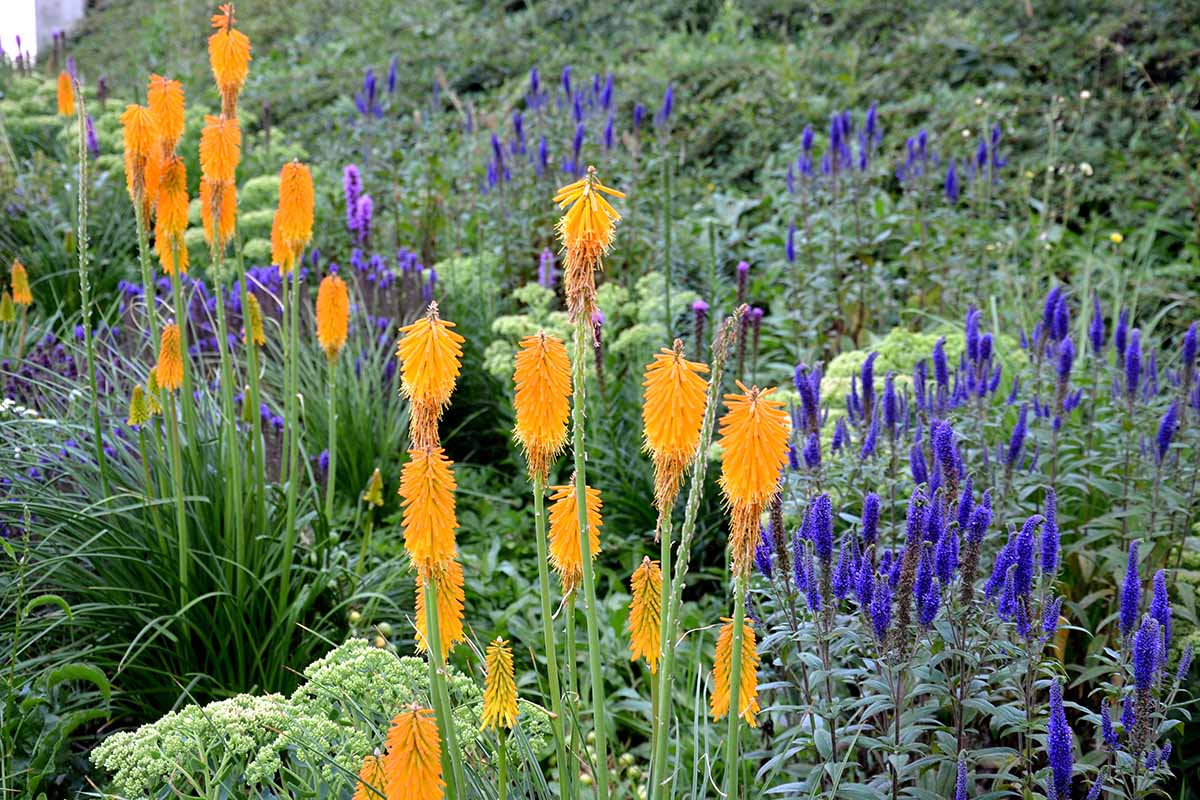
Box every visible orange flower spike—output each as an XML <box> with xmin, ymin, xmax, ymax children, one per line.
<box><xmin>56</xmin><ymin>72</ymin><xmax>74</xmax><ymax>116</ymax></box>
<box><xmin>269</xmin><ymin>212</ymin><xmax>292</xmax><ymax>273</ymax></box>
<box><xmin>199</xmin><ymin>177</ymin><xmax>237</xmax><ymax>247</ymax></box>
<box><xmin>147</xmin><ymin>74</ymin><xmax>186</xmax><ymax>151</ymax></box>
<box><xmin>717</xmin><ymin>382</ymin><xmax>791</xmax><ymax>508</ymax></box>
<box><xmin>415</xmin><ymin>557</ymin><xmax>466</xmax><ymax>659</ymax></box>
<box><xmin>481</xmin><ymin>638</ymin><xmax>519</xmax><ymax>731</ymax></box>
<box><xmin>315</xmin><ymin>274</ymin><xmax>350</xmax><ymax>361</ymax></box>
<box><xmin>642</xmin><ymin>339</ymin><xmax>709</xmax><ymax>510</ymax></box>
<box><xmin>10</xmin><ymin>261</ymin><xmax>32</xmax><ymax>307</ymax></box>
<box><xmin>154</xmin><ymin>156</ymin><xmax>190</xmax><ymax>274</ymax></box>
<box><xmin>628</xmin><ymin>557</ymin><xmax>663</xmax><ymax>673</ymax></box>
<box><xmin>512</xmin><ymin>331</ymin><xmax>572</xmax><ymax>482</ymax></box>
<box><xmin>277</xmin><ymin>161</ymin><xmax>314</xmax><ymax>255</ymax></box>
<box><xmin>120</xmin><ymin>104</ymin><xmax>158</xmax><ymax>211</ymax></box>
<box><xmin>547</xmin><ymin>479</ymin><xmax>602</xmax><ymax>595</ymax></box>
<box><xmin>351</xmin><ymin>754</ymin><xmax>386</xmax><ymax>800</ymax></box>
<box><xmin>398</xmin><ymin>447</ymin><xmax>458</xmax><ymax>570</ymax></box>
<box><xmin>396</xmin><ymin>303</ymin><xmax>466</xmax><ymax>449</ymax></box>
<box><xmin>199</xmin><ymin>114</ymin><xmax>241</xmax><ymax>183</ymax></box>
<box><xmin>710</xmin><ymin>617</ymin><xmax>761</xmax><ymax>727</ymax></box>
<box><xmin>155</xmin><ymin>324</ymin><xmax>184</xmax><ymax>391</ymax></box>
<box><xmin>552</xmin><ymin>166</ymin><xmax>625</xmax><ymax>319</ymax></box>
<box><xmin>208</xmin><ymin>3</ymin><xmax>252</xmax><ymax>116</ymax></box>
<box><xmin>382</xmin><ymin>706</ymin><xmax>445</xmax><ymax>800</ymax></box>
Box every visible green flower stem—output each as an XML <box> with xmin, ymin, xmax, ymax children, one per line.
<box><xmin>564</xmin><ymin>594</ymin><xmax>579</xmax><ymax>800</ymax></box>
<box><xmin>324</xmin><ymin>355</ymin><xmax>339</xmax><ymax>523</ymax></box>
<box><xmin>355</xmin><ymin>514</ymin><xmax>374</xmax><ymax>589</ymax></box>
<box><xmin>651</xmin><ymin>509</ymin><xmax>674</xmax><ymax>754</ymax></box>
<box><xmin>133</xmin><ymin>203</ymin><xmax>159</xmax><ymax>354</ymax></box>
<box><xmin>424</xmin><ymin>574</ymin><xmax>467</xmax><ymax>800</ymax></box>
<box><xmin>232</xmin><ymin>240</ymin><xmax>267</xmax><ymax>537</ymax></box>
<box><xmin>532</xmin><ymin>476</ymin><xmax>571</xmax><ymax>793</ymax></box>
<box><xmin>662</xmin><ymin>158</ymin><xmax>672</xmax><ymax>337</ymax></box>
<box><xmin>724</xmin><ymin>577</ymin><xmax>748</xmax><ymax>800</ymax></box>
<box><xmin>168</xmin><ymin>268</ymin><xmax>200</xmax><ymax>441</ymax></box>
<box><xmin>279</xmin><ymin>265</ymin><xmax>303</xmax><ymax>611</ymax></box>
<box><xmin>570</xmin><ymin>313</ymin><xmax>610</xmax><ymax>800</ymax></box>
<box><xmin>210</xmin><ymin>262</ymin><xmax>245</xmax><ymax>584</ymax></box>
<box><xmin>137</xmin><ymin>425</ymin><xmax>165</xmax><ymax>554</ymax></box>
<box><xmin>163</xmin><ymin>391</ymin><xmax>188</xmax><ymax>604</ymax></box>
<box><xmin>651</xmin><ymin>316</ymin><xmax>735</xmax><ymax>800</ymax></box>
<box><xmin>72</xmin><ymin>82</ymin><xmax>109</xmax><ymax>497</ymax></box>
<box><xmin>498</xmin><ymin>733</ymin><xmax>509</xmax><ymax>800</ymax></box>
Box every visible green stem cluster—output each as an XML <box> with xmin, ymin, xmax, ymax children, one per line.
<box><xmin>531</xmin><ymin>477</ymin><xmax>571</xmax><ymax>790</ymax></box>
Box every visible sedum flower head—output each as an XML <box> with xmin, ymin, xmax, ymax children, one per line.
<box><xmin>547</xmin><ymin>478</ymin><xmax>602</xmax><ymax>595</ymax></box>
<box><xmin>399</xmin><ymin>447</ymin><xmax>458</xmax><ymax>572</ymax></box>
<box><xmin>481</xmin><ymin>638</ymin><xmax>519</xmax><ymax>731</ymax></box>
<box><xmin>628</xmin><ymin>557</ymin><xmax>663</xmax><ymax>673</ymax></box>
<box><xmin>512</xmin><ymin>331</ymin><xmax>572</xmax><ymax>482</ymax></box>
<box><xmin>316</xmin><ymin>274</ymin><xmax>350</xmax><ymax>361</ymax></box>
<box><xmin>382</xmin><ymin>706</ymin><xmax>445</xmax><ymax>800</ymax></box>
<box><xmin>642</xmin><ymin>340</ymin><xmax>709</xmax><ymax>511</ymax></box>
<box><xmin>710</xmin><ymin>617</ymin><xmax>760</xmax><ymax>727</ymax></box>
<box><xmin>396</xmin><ymin>303</ymin><xmax>465</xmax><ymax>449</ymax></box>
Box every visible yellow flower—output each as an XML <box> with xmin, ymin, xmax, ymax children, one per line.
<box><xmin>351</xmin><ymin>753</ymin><xmax>386</xmax><ymax>800</ymax></box>
<box><xmin>512</xmin><ymin>331</ymin><xmax>572</xmax><ymax>482</ymax></box>
<box><xmin>547</xmin><ymin>478</ymin><xmax>602</xmax><ymax>596</ymax></box>
<box><xmin>382</xmin><ymin>706</ymin><xmax>445</xmax><ymax>800</ymax></box>
<box><xmin>155</xmin><ymin>324</ymin><xmax>184</xmax><ymax>392</ymax></box>
<box><xmin>10</xmin><ymin>261</ymin><xmax>32</xmax><ymax>307</ymax></box>
<box><xmin>399</xmin><ymin>447</ymin><xmax>458</xmax><ymax>571</ymax></box>
<box><xmin>0</xmin><ymin>292</ymin><xmax>13</xmax><ymax>324</ymax></box>
<box><xmin>642</xmin><ymin>340</ymin><xmax>709</xmax><ymax>511</ymax></box>
<box><xmin>1110</xmin><ymin>231</ymin><xmax>1123</xmax><ymax>244</ymax></box>
<box><xmin>244</xmin><ymin>293</ymin><xmax>266</xmax><ymax>346</ymax></box>
<box><xmin>628</xmin><ymin>557</ymin><xmax>662</xmax><ymax>673</ymax></box>
<box><xmin>56</xmin><ymin>72</ymin><xmax>74</xmax><ymax>116</ymax></box>
<box><xmin>361</xmin><ymin>467</ymin><xmax>384</xmax><ymax>507</ymax></box>
<box><xmin>709</xmin><ymin>617</ymin><xmax>760</xmax><ymax>727</ymax></box>
<box><xmin>415</xmin><ymin>557</ymin><xmax>465</xmax><ymax>660</ymax></box>
<box><xmin>396</xmin><ymin>303</ymin><xmax>465</xmax><ymax>450</ymax></box>
<box><xmin>481</xmin><ymin>638</ymin><xmax>519</xmax><ymax>731</ymax></box>
<box><xmin>553</xmin><ymin>166</ymin><xmax>624</xmax><ymax>319</ymax></box>
<box><xmin>315</xmin><ymin>273</ymin><xmax>350</xmax><ymax>361</ymax></box>
<box><xmin>145</xmin><ymin>369</ymin><xmax>164</xmax><ymax>415</ymax></box>
<box><xmin>127</xmin><ymin>385</ymin><xmax>150</xmax><ymax>426</ymax></box>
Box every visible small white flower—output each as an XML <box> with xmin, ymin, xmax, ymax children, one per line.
<box><xmin>1080</xmin><ymin>90</ymin><xmax>1091</xmax><ymax>100</ymax></box>
<box><xmin>961</xmin><ymin>128</ymin><xmax>972</xmax><ymax>138</ymax></box>
<box><xmin>1080</xmin><ymin>162</ymin><xmax>1094</xmax><ymax>176</ymax></box>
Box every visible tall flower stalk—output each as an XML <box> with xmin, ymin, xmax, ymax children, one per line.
<box><xmin>651</xmin><ymin>314</ymin><xmax>737</xmax><ymax>800</ymax></box>
<box><xmin>316</xmin><ymin>272</ymin><xmax>350</xmax><ymax>521</ymax></box>
<box><xmin>554</xmin><ymin>166</ymin><xmax>625</xmax><ymax>800</ymax></box>
<box><xmin>73</xmin><ymin>80</ymin><xmax>110</xmax><ymax>496</ymax></box>
<box><xmin>512</xmin><ymin>331</ymin><xmax>573</xmax><ymax>786</ymax></box>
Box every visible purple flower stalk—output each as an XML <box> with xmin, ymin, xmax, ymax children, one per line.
<box><xmin>343</xmin><ymin>164</ymin><xmax>363</xmax><ymax>232</ymax></box>
<box><xmin>1041</xmin><ymin>488</ymin><xmax>1059</xmax><ymax>576</ymax></box>
<box><xmin>803</xmin><ymin>431</ymin><xmax>821</xmax><ymax>470</ymax></box>
<box><xmin>1132</xmin><ymin>615</ymin><xmax>1159</xmax><ymax>689</ymax></box>
<box><xmin>1150</xmin><ymin>569</ymin><xmax>1171</xmax><ymax>646</ymax></box>
<box><xmin>861</xmin><ymin>492</ymin><xmax>880</xmax><ymax>546</ymax></box>
<box><xmin>538</xmin><ymin>248</ymin><xmax>557</xmax><ymax>289</ymax></box>
<box><xmin>870</xmin><ymin>581</ymin><xmax>892</xmax><ymax>641</ymax></box>
<box><xmin>1120</xmin><ymin>541</ymin><xmax>1140</xmax><ymax>638</ymax></box>
<box><xmin>1089</xmin><ymin>294</ymin><xmax>1105</xmax><ymax>355</ymax></box>
<box><xmin>811</xmin><ymin>493</ymin><xmax>833</xmax><ymax>563</ymax></box>
<box><xmin>1100</xmin><ymin>700</ymin><xmax>1117</xmax><ymax>748</ymax></box>
<box><xmin>1046</xmin><ymin>679</ymin><xmax>1074</xmax><ymax>800</ymax></box>
<box><xmin>945</xmin><ymin>158</ymin><xmax>959</xmax><ymax>203</ymax></box>
<box><xmin>1125</xmin><ymin>329</ymin><xmax>1141</xmax><ymax>403</ymax></box>
<box><xmin>910</xmin><ymin>442</ymin><xmax>928</xmax><ymax>485</ymax></box>
<box><xmin>785</xmin><ymin>221</ymin><xmax>796</xmax><ymax>263</ymax></box>
<box><xmin>954</xmin><ymin>755</ymin><xmax>968</xmax><ymax>800</ymax></box>
<box><xmin>1007</xmin><ymin>403</ymin><xmax>1029</xmax><ymax>469</ymax></box>
<box><xmin>1156</xmin><ymin>400</ymin><xmax>1178</xmax><ymax>464</ymax></box>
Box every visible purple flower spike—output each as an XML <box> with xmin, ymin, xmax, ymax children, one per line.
<box><xmin>1120</xmin><ymin>541</ymin><xmax>1140</xmax><ymax>638</ymax></box>
<box><xmin>1133</xmin><ymin>615</ymin><xmax>1159</xmax><ymax>689</ymax></box>
<box><xmin>1046</xmin><ymin>679</ymin><xmax>1074</xmax><ymax>800</ymax></box>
